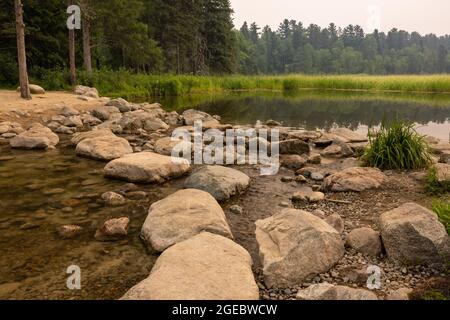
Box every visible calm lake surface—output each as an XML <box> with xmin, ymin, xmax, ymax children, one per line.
<box><xmin>159</xmin><ymin>90</ymin><xmax>450</xmax><ymax>141</ymax></box>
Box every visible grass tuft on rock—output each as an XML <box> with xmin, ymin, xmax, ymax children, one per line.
<box><xmin>362</xmin><ymin>120</ymin><xmax>432</xmax><ymax>170</ymax></box>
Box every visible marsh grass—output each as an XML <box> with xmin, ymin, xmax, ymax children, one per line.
<box><xmin>432</xmin><ymin>199</ymin><xmax>450</xmax><ymax>235</ymax></box>
<box><xmin>362</xmin><ymin>120</ymin><xmax>432</xmax><ymax>170</ymax></box>
<box><xmin>29</xmin><ymin>70</ymin><xmax>450</xmax><ymax>98</ymax></box>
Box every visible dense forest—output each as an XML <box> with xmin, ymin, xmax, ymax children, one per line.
<box><xmin>1</xmin><ymin>0</ymin><xmax>450</xmax><ymax>86</ymax></box>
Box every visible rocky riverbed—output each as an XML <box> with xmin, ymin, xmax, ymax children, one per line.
<box><xmin>0</xmin><ymin>87</ymin><xmax>449</xmax><ymax>300</ymax></box>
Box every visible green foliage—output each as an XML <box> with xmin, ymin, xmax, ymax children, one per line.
<box><xmin>432</xmin><ymin>199</ymin><xmax>450</xmax><ymax>235</ymax></box>
<box><xmin>362</xmin><ymin>120</ymin><xmax>432</xmax><ymax>170</ymax></box>
<box><xmin>422</xmin><ymin>291</ymin><xmax>448</xmax><ymax>301</ymax></box>
<box><xmin>426</xmin><ymin>166</ymin><xmax>450</xmax><ymax>195</ymax></box>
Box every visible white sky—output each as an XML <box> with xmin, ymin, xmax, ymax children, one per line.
<box><xmin>230</xmin><ymin>0</ymin><xmax>450</xmax><ymax>35</ymax></box>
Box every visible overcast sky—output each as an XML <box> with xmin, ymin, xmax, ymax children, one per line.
<box><xmin>230</xmin><ymin>0</ymin><xmax>450</xmax><ymax>35</ymax></box>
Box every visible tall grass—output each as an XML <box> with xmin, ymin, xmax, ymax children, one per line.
<box><xmin>362</xmin><ymin>120</ymin><xmax>432</xmax><ymax>170</ymax></box>
<box><xmin>27</xmin><ymin>70</ymin><xmax>450</xmax><ymax>98</ymax></box>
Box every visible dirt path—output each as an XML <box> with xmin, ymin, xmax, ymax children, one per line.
<box><xmin>0</xmin><ymin>90</ymin><xmax>106</xmax><ymax>126</ymax></box>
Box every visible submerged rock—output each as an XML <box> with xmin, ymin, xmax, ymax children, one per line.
<box><xmin>101</xmin><ymin>191</ymin><xmax>126</xmax><ymax>206</ymax></box>
<box><xmin>184</xmin><ymin>165</ymin><xmax>250</xmax><ymax>201</ymax></box>
<box><xmin>95</xmin><ymin>217</ymin><xmax>129</xmax><ymax>241</ymax></box>
<box><xmin>104</xmin><ymin>152</ymin><xmax>190</xmax><ymax>183</ymax></box>
<box><xmin>379</xmin><ymin>203</ymin><xmax>450</xmax><ymax>265</ymax></box>
<box><xmin>57</xmin><ymin>225</ymin><xmax>83</xmax><ymax>239</ymax></box>
<box><xmin>255</xmin><ymin>209</ymin><xmax>345</xmax><ymax>288</ymax></box>
<box><xmin>141</xmin><ymin>189</ymin><xmax>233</xmax><ymax>252</ymax></box>
<box><xmin>121</xmin><ymin>232</ymin><xmax>259</xmax><ymax>300</ymax></box>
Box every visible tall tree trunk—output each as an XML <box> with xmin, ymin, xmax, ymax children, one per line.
<box><xmin>69</xmin><ymin>28</ymin><xmax>77</xmax><ymax>85</ymax></box>
<box><xmin>82</xmin><ymin>17</ymin><xmax>92</xmax><ymax>76</ymax></box>
<box><xmin>68</xmin><ymin>0</ymin><xmax>76</xmax><ymax>86</ymax></box>
<box><xmin>14</xmin><ymin>0</ymin><xmax>31</xmax><ymax>99</ymax></box>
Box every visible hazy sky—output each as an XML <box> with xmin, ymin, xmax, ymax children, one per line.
<box><xmin>230</xmin><ymin>0</ymin><xmax>450</xmax><ymax>35</ymax></box>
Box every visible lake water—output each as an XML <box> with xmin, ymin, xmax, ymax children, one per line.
<box><xmin>159</xmin><ymin>90</ymin><xmax>450</xmax><ymax>141</ymax></box>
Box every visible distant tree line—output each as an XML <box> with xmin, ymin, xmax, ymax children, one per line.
<box><xmin>1</xmin><ymin>1</ymin><xmax>450</xmax><ymax>87</ymax></box>
<box><xmin>237</xmin><ymin>19</ymin><xmax>450</xmax><ymax>74</ymax></box>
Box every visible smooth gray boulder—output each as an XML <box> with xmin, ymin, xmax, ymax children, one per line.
<box><xmin>104</xmin><ymin>152</ymin><xmax>190</xmax><ymax>183</ymax></box>
<box><xmin>141</xmin><ymin>189</ymin><xmax>233</xmax><ymax>252</ymax></box>
<box><xmin>255</xmin><ymin>209</ymin><xmax>345</xmax><ymax>288</ymax></box>
<box><xmin>76</xmin><ymin>134</ymin><xmax>133</xmax><ymax>161</ymax></box>
<box><xmin>184</xmin><ymin>166</ymin><xmax>250</xmax><ymax>201</ymax></box>
<box><xmin>121</xmin><ymin>232</ymin><xmax>259</xmax><ymax>300</ymax></box>
<box><xmin>379</xmin><ymin>203</ymin><xmax>450</xmax><ymax>265</ymax></box>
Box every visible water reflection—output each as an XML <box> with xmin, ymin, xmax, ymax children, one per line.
<box><xmin>158</xmin><ymin>90</ymin><xmax>450</xmax><ymax>141</ymax></box>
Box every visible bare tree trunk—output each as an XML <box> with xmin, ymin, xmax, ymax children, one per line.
<box><xmin>14</xmin><ymin>0</ymin><xmax>31</xmax><ymax>99</ymax></box>
<box><xmin>68</xmin><ymin>0</ymin><xmax>77</xmax><ymax>86</ymax></box>
<box><xmin>82</xmin><ymin>17</ymin><xmax>92</xmax><ymax>76</ymax></box>
<box><xmin>69</xmin><ymin>28</ymin><xmax>77</xmax><ymax>85</ymax></box>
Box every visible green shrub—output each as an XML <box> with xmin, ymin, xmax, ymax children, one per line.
<box><xmin>432</xmin><ymin>199</ymin><xmax>450</xmax><ymax>235</ymax></box>
<box><xmin>362</xmin><ymin>120</ymin><xmax>432</xmax><ymax>170</ymax></box>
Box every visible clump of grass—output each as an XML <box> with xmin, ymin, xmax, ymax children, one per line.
<box><xmin>362</xmin><ymin>120</ymin><xmax>432</xmax><ymax>170</ymax></box>
<box><xmin>432</xmin><ymin>199</ymin><xmax>450</xmax><ymax>235</ymax></box>
<box><xmin>426</xmin><ymin>166</ymin><xmax>450</xmax><ymax>195</ymax></box>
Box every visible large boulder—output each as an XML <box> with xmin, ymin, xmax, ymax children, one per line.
<box><xmin>184</xmin><ymin>166</ymin><xmax>250</xmax><ymax>201</ymax></box>
<box><xmin>121</xmin><ymin>232</ymin><xmax>259</xmax><ymax>300</ymax></box>
<box><xmin>345</xmin><ymin>227</ymin><xmax>382</xmax><ymax>257</ymax></box>
<box><xmin>322</xmin><ymin>167</ymin><xmax>386</xmax><ymax>192</ymax></box>
<box><xmin>17</xmin><ymin>84</ymin><xmax>45</xmax><ymax>94</ymax></box>
<box><xmin>141</xmin><ymin>189</ymin><xmax>232</xmax><ymax>252</ymax></box>
<box><xmin>104</xmin><ymin>152</ymin><xmax>190</xmax><ymax>183</ymax></box>
<box><xmin>76</xmin><ymin>134</ymin><xmax>133</xmax><ymax>161</ymax></box>
<box><xmin>255</xmin><ymin>209</ymin><xmax>345</xmax><ymax>288</ymax></box>
<box><xmin>297</xmin><ymin>283</ymin><xmax>378</xmax><ymax>300</ymax></box>
<box><xmin>379</xmin><ymin>203</ymin><xmax>450</xmax><ymax>265</ymax></box>
<box><xmin>10</xmin><ymin>123</ymin><xmax>59</xmax><ymax>150</ymax></box>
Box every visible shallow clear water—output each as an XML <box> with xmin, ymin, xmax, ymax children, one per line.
<box><xmin>0</xmin><ymin>140</ymin><xmax>183</xmax><ymax>299</ymax></box>
<box><xmin>159</xmin><ymin>90</ymin><xmax>450</xmax><ymax>141</ymax></box>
